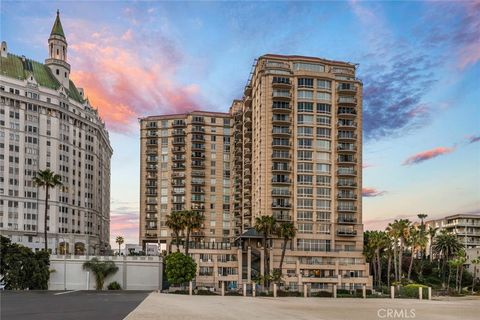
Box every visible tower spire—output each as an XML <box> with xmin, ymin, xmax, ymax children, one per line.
<box><xmin>50</xmin><ymin>9</ymin><xmax>65</xmax><ymax>38</ymax></box>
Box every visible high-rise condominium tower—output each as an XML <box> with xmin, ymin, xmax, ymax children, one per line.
<box><xmin>0</xmin><ymin>11</ymin><xmax>112</xmax><ymax>254</ymax></box>
<box><xmin>140</xmin><ymin>54</ymin><xmax>371</xmax><ymax>291</ymax></box>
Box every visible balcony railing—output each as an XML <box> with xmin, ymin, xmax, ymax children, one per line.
<box><xmin>337</xmin><ymin>230</ymin><xmax>357</xmax><ymax>236</ymax></box>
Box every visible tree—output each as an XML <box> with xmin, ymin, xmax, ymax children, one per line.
<box><xmin>182</xmin><ymin>210</ymin><xmax>205</xmax><ymax>255</ymax></box>
<box><xmin>254</xmin><ymin>215</ymin><xmax>277</xmax><ymax>285</ymax></box>
<box><xmin>387</xmin><ymin>219</ymin><xmax>411</xmax><ymax>281</ymax></box>
<box><xmin>471</xmin><ymin>257</ymin><xmax>480</xmax><ymax>294</ymax></box>
<box><xmin>164</xmin><ymin>252</ymin><xmax>197</xmax><ymax>286</ymax></box>
<box><xmin>427</xmin><ymin>226</ymin><xmax>438</xmax><ymax>262</ymax></box>
<box><xmin>432</xmin><ymin>230</ymin><xmax>463</xmax><ymax>289</ymax></box>
<box><xmin>0</xmin><ymin>236</ymin><xmax>50</xmax><ymax>290</ymax></box>
<box><xmin>417</xmin><ymin>214</ymin><xmax>428</xmax><ymax>230</ymax></box>
<box><xmin>115</xmin><ymin>236</ymin><xmax>124</xmax><ymax>255</ymax></box>
<box><xmin>166</xmin><ymin>211</ymin><xmax>186</xmax><ymax>252</ymax></box>
<box><xmin>83</xmin><ymin>258</ymin><xmax>119</xmax><ymax>290</ymax></box>
<box><xmin>276</xmin><ymin>222</ymin><xmax>296</xmax><ymax>275</ymax></box>
<box><xmin>33</xmin><ymin>169</ymin><xmax>62</xmax><ymax>252</ymax></box>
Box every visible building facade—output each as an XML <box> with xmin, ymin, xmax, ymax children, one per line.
<box><xmin>140</xmin><ymin>54</ymin><xmax>371</xmax><ymax>291</ymax></box>
<box><xmin>425</xmin><ymin>214</ymin><xmax>480</xmax><ymax>249</ymax></box>
<box><xmin>0</xmin><ymin>12</ymin><xmax>112</xmax><ymax>254</ymax></box>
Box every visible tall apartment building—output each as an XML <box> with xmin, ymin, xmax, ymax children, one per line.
<box><xmin>0</xmin><ymin>11</ymin><xmax>112</xmax><ymax>254</ymax></box>
<box><xmin>140</xmin><ymin>54</ymin><xmax>371</xmax><ymax>291</ymax></box>
<box><xmin>426</xmin><ymin>213</ymin><xmax>480</xmax><ymax>249</ymax></box>
<box><xmin>140</xmin><ymin>112</ymin><xmax>232</xmax><ymax>250</ymax></box>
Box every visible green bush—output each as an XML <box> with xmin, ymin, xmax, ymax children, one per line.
<box><xmin>336</xmin><ymin>289</ymin><xmax>350</xmax><ymax>294</ymax></box>
<box><xmin>107</xmin><ymin>281</ymin><xmax>122</xmax><ymax>290</ymax></box>
<box><xmin>277</xmin><ymin>290</ymin><xmax>302</xmax><ymax>297</ymax></box>
<box><xmin>165</xmin><ymin>252</ymin><xmax>197</xmax><ymax>285</ymax></box>
<box><xmin>398</xmin><ymin>284</ymin><xmax>428</xmax><ymax>298</ymax></box>
<box><xmin>312</xmin><ymin>291</ymin><xmax>333</xmax><ymax>297</ymax></box>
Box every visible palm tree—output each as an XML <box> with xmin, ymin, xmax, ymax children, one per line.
<box><xmin>471</xmin><ymin>257</ymin><xmax>480</xmax><ymax>294</ymax></box>
<box><xmin>387</xmin><ymin>219</ymin><xmax>411</xmax><ymax>281</ymax></box>
<box><xmin>427</xmin><ymin>226</ymin><xmax>438</xmax><ymax>262</ymax></box>
<box><xmin>33</xmin><ymin>169</ymin><xmax>62</xmax><ymax>252</ymax></box>
<box><xmin>276</xmin><ymin>222</ymin><xmax>296</xmax><ymax>275</ymax></box>
<box><xmin>386</xmin><ymin>224</ymin><xmax>400</xmax><ymax>281</ymax></box>
<box><xmin>165</xmin><ymin>211</ymin><xmax>186</xmax><ymax>252</ymax></box>
<box><xmin>83</xmin><ymin>257</ymin><xmax>119</xmax><ymax>290</ymax></box>
<box><xmin>417</xmin><ymin>214</ymin><xmax>428</xmax><ymax>230</ymax></box>
<box><xmin>254</xmin><ymin>215</ymin><xmax>277</xmax><ymax>281</ymax></box>
<box><xmin>456</xmin><ymin>250</ymin><xmax>467</xmax><ymax>293</ymax></box>
<box><xmin>183</xmin><ymin>210</ymin><xmax>205</xmax><ymax>255</ymax></box>
<box><xmin>432</xmin><ymin>230</ymin><xmax>464</xmax><ymax>289</ymax></box>
<box><xmin>115</xmin><ymin>236</ymin><xmax>124</xmax><ymax>255</ymax></box>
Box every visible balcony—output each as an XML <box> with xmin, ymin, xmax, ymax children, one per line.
<box><xmin>244</xmin><ymin>105</ymin><xmax>252</xmax><ymax>115</ymax></box>
<box><xmin>191</xmin><ymin>127</ymin><xmax>205</xmax><ymax>133</ymax></box>
<box><xmin>271</xmin><ymin>178</ymin><xmax>291</xmax><ymax>185</ymax></box>
<box><xmin>337</xmin><ymin>169</ymin><xmax>357</xmax><ymax>176</ymax></box>
<box><xmin>272</xmin><ymin>117</ymin><xmax>290</xmax><ymax>124</ymax></box>
<box><xmin>272</xmin><ymin>128</ymin><xmax>291</xmax><ymax>136</ymax></box>
<box><xmin>337</xmin><ymin>109</ymin><xmax>357</xmax><ymax>117</ymax></box>
<box><xmin>191</xmin><ymin>118</ymin><xmax>205</xmax><ymax>125</ymax></box>
<box><xmin>191</xmin><ymin>180</ymin><xmax>205</xmax><ymax>186</ymax></box>
<box><xmin>338</xmin><ymin>206</ymin><xmax>357</xmax><ymax>213</ymax></box>
<box><xmin>173</xmin><ymin>156</ymin><xmax>185</xmax><ymax>162</ymax></box>
<box><xmin>272</xmin><ymin>104</ymin><xmax>292</xmax><ymax>113</ymax></box>
<box><xmin>338</xmin><ymin>97</ymin><xmax>357</xmax><ymax>105</ymax></box>
<box><xmin>145</xmin><ymin>233</ymin><xmax>157</xmax><ymax>238</ymax></box>
<box><xmin>337</xmin><ymin>134</ymin><xmax>357</xmax><ymax>141</ymax></box>
<box><xmin>172</xmin><ymin>164</ymin><xmax>186</xmax><ymax>170</ymax></box>
<box><xmin>272</xmin><ymin>153</ymin><xmax>291</xmax><ymax>160</ymax></box>
<box><xmin>337</xmin><ymin>84</ymin><xmax>357</xmax><ymax>94</ymax></box>
<box><xmin>172</xmin><ymin>139</ymin><xmax>185</xmax><ymax>145</ymax></box>
<box><xmin>273</xmin><ymin>213</ymin><xmax>292</xmax><ymax>221</ymax></box>
<box><xmin>272</xmin><ymin>141</ymin><xmax>291</xmax><ymax>148</ymax></box>
<box><xmin>191</xmin><ymin>145</ymin><xmax>205</xmax><ymax>151</ymax></box>
<box><xmin>337</xmin><ymin>193</ymin><xmax>357</xmax><ymax>200</ymax></box>
<box><xmin>337</xmin><ymin>121</ymin><xmax>357</xmax><ymax>129</ymax></box>
<box><xmin>244</xmin><ymin>117</ymin><xmax>252</xmax><ymax>125</ymax></box>
<box><xmin>272</xmin><ymin>92</ymin><xmax>292</xmax><ymax>100</ymax></box>
<box><xmin>172</xmin><ymin>120</ymin><xmax>186</xmax><ymax>127</ymax></box>
<box><xmin>272</xmin><ymin>78</ymin><xmax>292</xmax><ymax>88</ymax></box>
<box><xmin>337</xmin><ymin>182</ymin><xmax>357</xmax><ymax>188</ymax></box>
<box><xmin>172</xmin><ymin>147</ymin><xmax>185</xmax><ymax>153</ymax></box>
<box><xmin>191</xmin><ymin>136</ymin><xmax>205</xmax><ymax>142</ymax></box>
<box><xmin>337</xmin><ymin>230</ymin><xmax>357</xmax><ymax>237</ymax></box>
<box><xmin>191</xmin><ymin>153</ymin><xmax>206</xmax><ymax>160</ymax></box>
<box><xmin>191</xmin><ymin>188</ymin><xmax>205</xmax><ymax>194</ymax></box>
<box><xmin>272</xmin><ymin>203</ymin><xmax>291</xmax><ymax>209</ymax></box>
<box><xmin>191</xmin><ymin>163</ymin><xmax>205</xmax><ymax>169</ymax></box>
<box><xmin>272</xmin><ymin>189</ymin><xmax>291</xmax><ymax>196</ymax></box>
<box><xmin>338</xmin><ymin>217</ymin><xmax>357</xmax><ymax>224</ymax></box>
<box><xmin>272</xmin><ymin>165</ymin><xmax>291</xmax><ymax>172</ymax></box>
<box><xmin>337</xmin><ymin>145</ymin><xmax>356</xmax><ymax>152</ymax></box>
<box><xmin>146</xmin><ymin>140</ymin><xmax>157</xmax><ymax>146</ymax></box>
<box><xmin>172</xmin><ymin>129</ymin><xmax>185</xmax><ymax>136</ymax></box>
<box><xmin>171</xmin><ymin>181</ymin><xmax>185</xmax><ymax>187</ymax></box>
<box><xmin>337</xmin><ymin>157</ymin><xmax>356</xmax><ymax>164</ymax></box>
<box><xmin>191</xmin><ymin>204</ymin><xmax>205</xmax><ymax>211</ymax></box>
<box><xmin>146</xmin><ymin>165</ymin><xmax>157</xmax><ymax>172</ymax></box>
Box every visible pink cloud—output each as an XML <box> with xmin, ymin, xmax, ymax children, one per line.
<box><xmin>362</xmin><ymin>163</ymin><xmax>375</xmax><ymax>169</ymax></box>
<box><xmin>466</xmin><ymin>134</ymin><xmax>480</xmax><ymax>144</ymax></box>
<box><xmin>362</xmin><ymin>187</ymin><xmax>386</xmax><ymax>197</ymax></box>
<box><xmin>402</xmin><ymin>146</ymin><xmax>455</xmax><ymax>166</ymax></box>
<box><xmin>68</xmin><ymin>25</ymin><xmax>204</xmax><ymax>132</ymax></box>
<box><xmin>110</xmin><ymin>212</ymin><xmax>139</xmax><ymax>245</ymax></box>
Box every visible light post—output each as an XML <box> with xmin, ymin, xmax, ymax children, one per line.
<box><xmin>59</xmin><ymin>236</ymin><xmax>67</xmax><ymax>291</ymax></box>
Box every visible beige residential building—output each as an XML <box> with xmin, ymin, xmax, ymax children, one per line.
<box><xmin>426</xmin><ymin>213</ymin><xmax>480</xmax><ymax>248</ymax></box>
<box><xmin>139</xmin><ymin>54</ymin><xmax>371</xmax><ymax>291</ymax></box>
<box><xmin>0</xmin><ymin>11</ymin><xmax>112</xmax><ymax>254</ymax></box>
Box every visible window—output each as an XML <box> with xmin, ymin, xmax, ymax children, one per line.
<box><xmin>297</xmin><ymin>127</ymin><xmax>313</xmax><ymax>136</ymax></box>
<box><xmin>297</xmin><ymin>163</ymin><xmax>313</xmax><ymax>173</ymax></box>
<box><xmin>297</xmin><ymin>114</ymin><xmax>313</xmax><ymax>124</ymax></box>
<box><xmin>317</xmin><ymin>224</ymin><xmax>330</xmax><ymax>234</ymax></box>
<box><xmin>297</xmin><ymin>175</ymin><xmax>313</xmax><ymax>185</ymax></box>
<box><xmin>316</xmin><ymin>212</ymin><xmax>331</xmax><ymax>222</ymax></box>
<box><xmin>316</xmin><ymin>116</ymin><xmax>331</xmax><ymax>126</ymax></box>
<box><xmin>297</xmin><ymin>211</ymin><xmax>313</xmax><ymax>221</ymax></box>
<box><xmin>316</xmin><ymin>92</ymin><xmax>331</xmax><ymax>101</ymax></box>
<box><xmin>298</xmin><ymin>78</ymin><xmax>314</xmax><ymax>88</ymax></box>
<box><xmin>298</xmin><ymin>223</ymin><xmax>313</xmax><ymax>234</ymax></box>
<box><xmin>316</xmin><ymin>128</ymin><xmax>331</xmax><ymax>138</ymax></box>
<box><xmin>316</xmin><ymin>152</ymin><xmax>330</xmax><ymax>162</ymax></box>
<box><xmin>297</xmin><ymin>102</ymin><xmax>314</xmax><ymax>112</ymax></box>
<box><xmin>297</xmin><ymin>239</ymin><xmax>331</xmax><ymax>252</ymax></box>
<box><xmin>317</xmin><ymin>79</ymin><xmax>331</xmax><ymax>89</ymax></box>
<box><xmin>298</xmin><ymin>90</ymin><xmax>313</xmax><ymax>100</ymax></box>
<box><xmin>316</xmin><ymin>187</ymin><xmax>331</xmax><ymax>198</ymax></box>
<box><xmin>293</xmin><ymin>63</ymin><xmax>325</xmax><ymax>72</ymax></box>
<box><xmin>297</xmin><ymin>198</ymin><xmax>313</xmax><ymax>208</ymax></box>
<box><xmin>297</xmin><ymin>150</ymin><xmax>312</xmax><ymax>161</ymax></box>
<box><xmin>297</xmin><ymin>138</ymin><xmax>312</xmax><ymax>149</ymax></box>
<box><xmin>316</xmin><ymin>164</ymin><xmax>330</xmax><ymax>174</ymax></box>
<box><xmin>297</xmin><ymin>187</ymin><xmax>313</xmax><ymax>197</ymax></box>
<box><xmin>316</xmin><ymin>200</ymin><xmax>330</xmax><ymax>210</ymax></box>
<box><xmin>56</xmin><ymin>69</ymin><xmax>59</xmax><ymax>75</ymax></box>
<box><xmin>316</xmin><ymin>140</ymin><xmax>331</xmax><ymax>150</ymax></box>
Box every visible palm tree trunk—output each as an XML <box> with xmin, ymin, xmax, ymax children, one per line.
<box><xmin>407</xmin><ymin>250</ymin><xmax>414</xmax><ymax>281</ymax></box>
<box><xmin>44</xmin><ymin>185</ymin><xmax>49</xmax><ymax>252</ymax></box>
<box><xmin>398</xmin><ymin>241</ymin><xmax>403</xmax><ymax>281</ymax></box>
<box><xmin>185</xmin><ymin>229</ymin><xmax>191</xmax><ymax>255</ymax></box>
<box><xmin>393</xmin><ymin>245</ymin><xmax>398</xmax><ymax>281</ymax></box>
<box><xmin>264</xmin><ymin>235</ymin><xmax>269</xmax><ymax>288</ymax></box>
<box><xmin>447</xmin><ymin>264</ymin><xmax>452</xmax><ymax>290</ymax></box>
<box><xmin>376</xmin><ymin>250</ymin><xmax>382</xmax><ymax>287</ymax></box>
<box><xmin>429</xmin><ymin>242</ymin><xmax>433</xmax><ymax>262</ymax></box>
<box><xmin>458</xmin><ymin>265</ymin><xmax>464</xmax><ymax>293</ymax></box>
<box><xmin>175</xmin><ymin>232</ymin><xmax>180</xmax><ymax>252</ymax></box>
<box><xmin>372</xmin><ymin>260</ymin><xmax>377</xmax><ymax>287</ymax></box>
<box><xmin>278</xmin><ymin>238</ymin><xmax>287</xmax><ymax>275</ymax></box>
<box><xmin>387</xmin><ymin>255</ymin><xmax>392</xmax><ymax>287</ymax></box>
<box><xmin>472</xmin><ymin>267</ymin><xmax>477</xmax><ymax>294</ymax></box>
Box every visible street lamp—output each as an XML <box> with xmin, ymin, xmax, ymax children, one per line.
<box><xmin>59</xmin><ymin>236</ymin><xmax>67</xmax><ymax>291</ymax></box>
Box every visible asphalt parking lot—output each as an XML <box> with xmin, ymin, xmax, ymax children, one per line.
<box><xmin>0</xmin><ymin>290</ymin><xmax>151</xmax><ymax>320</ymax></box>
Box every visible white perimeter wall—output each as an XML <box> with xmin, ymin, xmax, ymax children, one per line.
<box><xmin>49</xmin><ymin>255</ymin><xmax>163</xmax><ymax>290</ymax></box>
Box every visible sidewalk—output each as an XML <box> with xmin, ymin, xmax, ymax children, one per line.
<box><xmin>124</xmin><ymin>292</ymin><xmax>480</xmax><ymax>320</ymax></box>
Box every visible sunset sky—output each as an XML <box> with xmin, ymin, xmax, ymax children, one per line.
<box><xmin>1</xmin><ymin>1</ymin><xmax>479</xmax><ymax>246</ymax></box>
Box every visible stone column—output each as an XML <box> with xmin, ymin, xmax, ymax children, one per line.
<box><xmin>189</xmin><ymin>281</ymin><xmax>193</xmax><ymax>295</ymax></box>
<box><xmin>362</xmin><ymin>284</ymin><xmax>366</xmax><ymax>299</ymax></box>
<box><xmin>237</xmin><ymin>248</ymin><xmax>243</xmax><ymax>285</ymax></box>
<box><xmin>304</xmin><ymin>284</ymin><xmax>308</xmax><ymax>298</ymax></box>
<box><xmin>221</xmin><ymin>281</ymin><xmax>225</xmax><ymax>296</ymax></box>
<box><xmin>260</xmin><ymin>248</ymin><xmax>265</xmax><ymax>277</ymax></box>
<box><xmin>419</xmin><ymin>287</ymin><xmax>423</xmax><ymax>300</ymax></box>
<box><xmin>428</xmin><ymin>287</ymin><xmax>432</xmax><ymax>300</ymax></box>
<box><xmin>273</xmin><ymin>283</ymin><xmax>277</xmax><ymax>297</ymax></box>
<box><xmin>391</xmin><ymin>286</ymin><xmax>395</xmax><ymax>299</ymax></box>
<box><xmin>243</xmin><ymin>283</ymin><xmax>247</xmax><ymax>296</ymax></box>
<box><xmin>333</xmin><ymin>284</ymin><xmax>337</xmax><ymax>298</ymax></box>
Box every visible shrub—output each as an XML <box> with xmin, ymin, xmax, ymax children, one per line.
<box><xmin>165</xmin><ymin>252</ymin><xmax>197</xmax><ymax>285</ymax></box>
<box><xmin>277</xmin><ymin>290</ymin><xmax>302</xmax><ymax>297</ymax></box>
<box><xmin>398</xmin><ymin>284</ymin><xmax>428</xmax><ymax>298</ymax></box>
<box><xmin>196</xmin><ymin>289</ymin><xmax>218</xmax><ymax>295</ymax></box>
<box><xmin>312</xmin><ymin>291</ymin><xmax>333</xmax><ymax>297</ymax></box>
<box><xmin>107</xmin><ymin>281</ymin><xmax>122</xmax><ymax>290</ymax></box>
<box><xmin>83</xmin><ymin>258</ymin><xmax>119</xmax><ymax>290</ymax></box>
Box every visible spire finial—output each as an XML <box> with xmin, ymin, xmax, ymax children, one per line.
<box><xmin>57</xmin><ymin>9</ymin><xmax>59</xmax><ymax>15</ymax></box>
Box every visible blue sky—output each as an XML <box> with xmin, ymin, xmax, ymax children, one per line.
<box><xmin>1</xmin><ymin>0</ymin><xmax>479</xmax><ymax>245</ymax></box>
